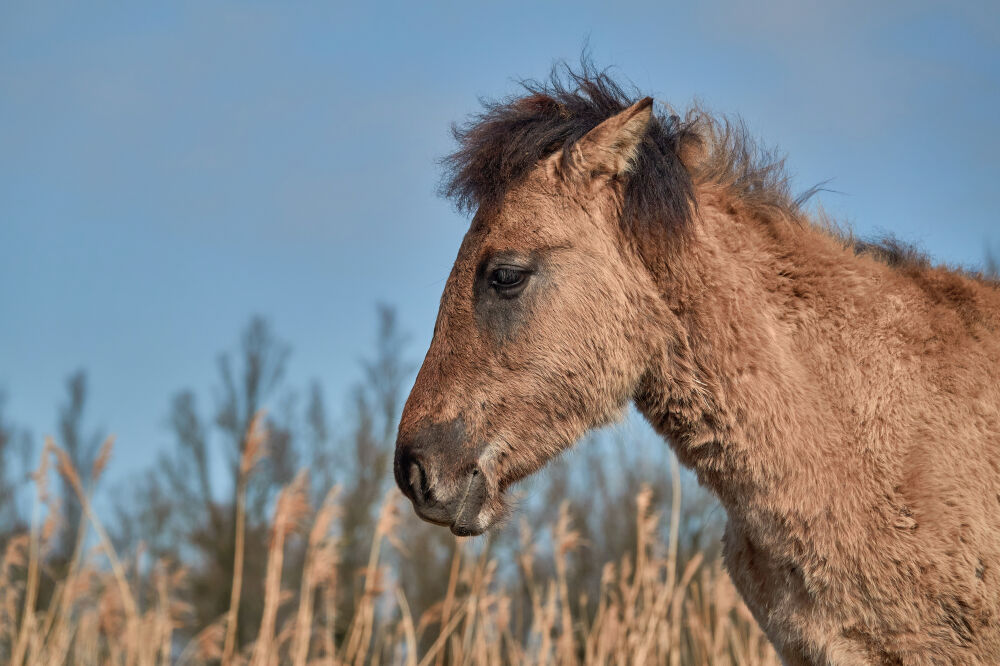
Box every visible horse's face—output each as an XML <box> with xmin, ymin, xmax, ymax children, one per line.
<box><xmin>395</xmin><ymin>99</ymin><xmax>659</xmax><ymax>535</ymax></box>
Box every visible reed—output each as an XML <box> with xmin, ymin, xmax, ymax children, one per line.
<box><xmin>0</xmin><ymin>418</ymin><xmax>777</xmax><ymax>665</ymax></box>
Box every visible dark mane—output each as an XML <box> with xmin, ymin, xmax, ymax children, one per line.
<box><xmin>850</xmin><ymin>234</ymin><xmax>999</xmax><ymax>286</ymax></box>
<box><xmin>442</xmin><ymin>63</ymin><xmax>700</xmax><ymax>240</ymax></box>
<box><xmin>442</xmin><ymin>63</ymin><xmax>813</xmax><ymax>247</ymax></box>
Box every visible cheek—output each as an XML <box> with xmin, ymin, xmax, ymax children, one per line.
<box><xmin>484</xmin><ymin>320</ymin><xmax>633</xmax><ymax>448</ymax></box>
<box><xmin>525</xmin><ymin>280</ymin><xmax>642</xmax><ymax>407</ymax></box>
<box><xmin>530</xmin><ymin>270</ymin><xmax>640</xmax><ymax>373</ymax></box>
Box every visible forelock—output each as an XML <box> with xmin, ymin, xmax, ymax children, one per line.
<box><xmin>440</xmin><ymin>61</ymin><xmax>700</xmax><ymax>243</ymax></box>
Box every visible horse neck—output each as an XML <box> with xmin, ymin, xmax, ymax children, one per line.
<box><xmin>633</xmin><ymin>192</ymin><xmax>889</xmax><ymax>514</ymax></box>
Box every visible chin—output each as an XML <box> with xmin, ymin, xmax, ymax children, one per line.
<box><xmin>446</xmin><ymin>494</ymin><xmax>507</xmax><ymax>537</ymax></box>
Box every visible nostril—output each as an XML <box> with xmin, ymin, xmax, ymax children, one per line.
<box><xmin>408</xmin><ymin>461</ymin><xmax>425</xmax><ymax>501</ymax></box>
<box><xmin>395</xmin><ymin>446</ymin><xmax>420</xmax><ymax>503</ymax></box>
<box><xmin>398</xmin><ymin>453</ymin><xmax>430</xmax><ymax>505</ymax></box>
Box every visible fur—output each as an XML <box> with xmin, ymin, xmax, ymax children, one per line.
<box><xmin>397</xmin><ymin>64</ymin><xmax>1000</xmax><ymax>664</ymax></box>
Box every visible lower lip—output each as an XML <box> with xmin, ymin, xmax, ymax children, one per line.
<box><xmin>449</xmin><ymin>522</ymin><xmax>485</xmax><ymax>537</ymax></box>
<box><xmin>412</xmin><ymin>503</ymin><xmax>486</xmax><ymax>536</ymax></box>
<box><xmin>413</xmin><ymin>506</ymin><xmax>452</xmax><ymax>528</ymax></box>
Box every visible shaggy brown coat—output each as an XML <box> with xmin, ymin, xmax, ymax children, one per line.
<box><xmin>395</xmin><ymin>68</ymin><xmax>1000</xmax><ymax>664</ymax></box>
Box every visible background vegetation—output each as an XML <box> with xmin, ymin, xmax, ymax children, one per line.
<box><xmin>0</xmin><ymin>306</ymin><xmax>784</xmax><ymax>664</ymax></box>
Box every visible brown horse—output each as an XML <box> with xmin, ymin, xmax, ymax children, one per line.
<box><xmin>394</xmin><ymin>67</ymin><xmax>1000</xmax><ymax>664</ymax></box>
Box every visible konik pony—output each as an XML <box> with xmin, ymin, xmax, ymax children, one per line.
<box><xmin>394</xmin><ymin>67</ymin><xmax>1000</xmax><ymax>664</ymax></box>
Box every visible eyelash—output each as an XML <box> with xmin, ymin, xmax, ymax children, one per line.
<box><xmin>491</xmin><ymin>268</ymin><xmax>523</xmax><ymax>287</ymax></box>
<box><xmin>488</xmin><ymin>266</ymin><xmax>530</xmax><ymax>296</ymax></box>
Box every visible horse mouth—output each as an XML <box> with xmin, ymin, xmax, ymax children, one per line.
<box><xmin>410</xmin><ymin>501</ymin><xmax>489</xmax><ymax>536</ymax></box>
<box><xmin>406</xmin><ymin>468</ymin><xmax>491</xmax><ymax>537</ymax></box>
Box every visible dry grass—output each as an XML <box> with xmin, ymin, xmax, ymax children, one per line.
<box><xmin>0</xmin><ymin>419</ymin><xmax>778</xmax><ymax>665</ymax></box>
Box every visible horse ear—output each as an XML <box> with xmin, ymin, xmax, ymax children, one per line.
<box><xmin>571</xmin><ymin>97</ymin><xmax>654</xmax><ymax>178</ymax></box>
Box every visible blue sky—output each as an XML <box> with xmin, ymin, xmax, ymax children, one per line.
<box><xmin>2</xmin><ymin>1</ymin><xmax>998</xmax><ymax>483</ymax></box>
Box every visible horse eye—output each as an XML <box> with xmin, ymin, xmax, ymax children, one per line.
<box><xmin>489</xmin><ymin>267</ymin><xmax>528</xmax><ymax>295</ymax></box>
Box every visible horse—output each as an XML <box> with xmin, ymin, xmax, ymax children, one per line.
<box><xmin>393</xmin><ymin>65</ymin><xmax>1000</xmax><ymax>664</ymax></box>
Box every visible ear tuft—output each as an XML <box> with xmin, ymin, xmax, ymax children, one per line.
<box><xmin>572</xmin><ymin>97</ymin><xmax>654</xmax><ymax>178</ymax></box>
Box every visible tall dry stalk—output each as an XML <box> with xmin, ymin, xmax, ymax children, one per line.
<box><xmin>666</xmin><ymin>455</ymin><xmax>684</xmax><ymax>666</ymax></box>
<box><xmin>342</xmin><ymin>489</ymin><xmax>404</xmax><ymax>666</ymax></box>
<box><xmin>250</xmin><ymin>470</ymin><xmax>310</xmax><ymax>666</ymax></box>
<box><xmin>52</xmin><ymin>438</ymin><xmax>140</xmax><ymax>662</ymax></box>
<box><xmin>553</xmin><ymin>501</ymin><xmax>583</xmax><ymax>665</ymax></box>
<box><xmin>433</xmin><ymin>541</ymin><xmax>463</xmax><ymax>666</ymax></box>
<box><xmin>291</xmin><ymin>484</ymin><xmax>341</xmax><ymax>666</ymax></box>
<box><xmin>0</xmin><ymin>429</ymin><xmax>781</xmax><ymax>666</ymax></box>
<box><xmin>10</xmin><ymin>439</ymin><xmax>52</xmax><ymax>666</ymax></box>
<box><xmin>37</xmin><ymin>436</ymin><xmax>115</xmax><ymax>659</ymax></box>
<box><xmin>395</xmin><ymin>589</ymin><xmax>418</xmax><ymax>666</ymax></box>
<box><xmin>221</xmin><ymin>412</ymin><xmax>267</xmax><ymax>666</ymax></box>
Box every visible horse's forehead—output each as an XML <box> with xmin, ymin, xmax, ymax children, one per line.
<box><xmin>470</xmin><ymin>186</ymin><xmax>577</xmax><ymax>249</ymax></box>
